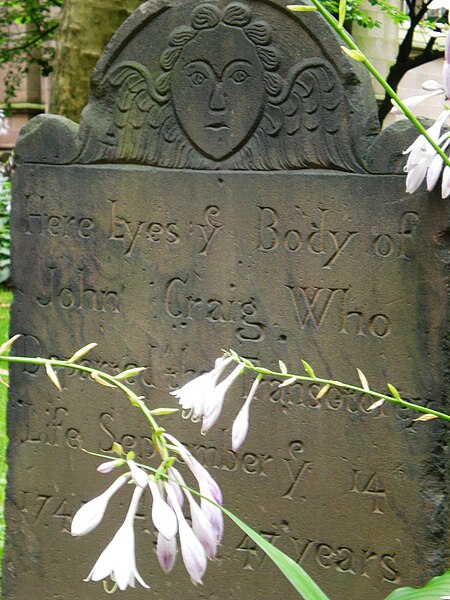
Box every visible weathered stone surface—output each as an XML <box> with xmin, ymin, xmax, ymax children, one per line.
<box><xmin>4</xmin><ymin>1</ymin><xmax>449</xmax><ymax>600</ymax></box>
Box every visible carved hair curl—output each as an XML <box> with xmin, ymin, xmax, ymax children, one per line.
<box><xmin>155</xmin><ymin>1</ymin><xmax>282</xmax><ymax>97</ymax></box>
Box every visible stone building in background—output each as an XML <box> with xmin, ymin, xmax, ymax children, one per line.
<box><xmin>0</xmin><ymin>55</ymin><xmax>51</xmax><ymax>156</ymax></box>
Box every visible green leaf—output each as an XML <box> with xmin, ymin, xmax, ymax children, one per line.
<box><xmin>338</xmin><ymin>0</ymin><xmax>346</xmax><ymax>27</ymax></box>
<box><xmin>387</xmin><ymin>383</ymin><xmax>401</xmax><ymax>401</ymax></box>
<box><xmin>220</xmin><ymin>506</ymin><xmax>330</xmax><ymax>600</ymax></box>
<box><xmin>301</xmin><ymin>359</ymin><xmax>316</xmax><ymax>378</ymax></box>
<box><xmin>149</xmin><ymin>408</ymin><xmax>180</xmax><ymax>416</ymax></box>
<box><xmin>115</xmin><ymin>366</ymin><xmax>146</xmax><ymax>380</ymax></box>
<box><xmin>340</xmin><ymin>46</ymin><xmax>365</xmax><ymax>61</ymax></box>
<box><xmin>287</xmin><ymin>4</ymin><xmax>318</xmax><ymax>10</ymax></box>
<box><xmin>384</xmin><ymin>569</ymin><xmax>450</xmax><ymax>599</ymax></box>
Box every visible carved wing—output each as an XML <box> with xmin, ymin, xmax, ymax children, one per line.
<box><xmin>271</xmin><ymin>59</ymin><xmax>364</xmax><ymax>172</ymax></box>
<box><xmin>105</xmin><ymin>61</ymin><xmax>165</xmax><ymax>162</ymax></box>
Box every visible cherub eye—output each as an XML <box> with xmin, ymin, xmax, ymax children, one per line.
<box><xmin>189</xmin><ymin>71</ymin><xmax>207</xmax><ymax>86</ymax></box>
<box><xmin>230</xmin><ymin>69</ymin><xmax>249</xmax><ymax>84</ymax></box>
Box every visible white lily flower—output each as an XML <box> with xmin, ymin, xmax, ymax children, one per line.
<box><xmin>148</xmin><ymin>478</ymin><xmax>178</xmax><ymax>540</ymax></box>
<box><xmin>84</xmin><ymin>486</ymin><xmax>149</xmax><ymax>591</ymax></box>
<box><xmin>201</xmin><ymin>363</ymin><xmax>246</xmax><ymax>434</ymax></box>
<box><xmin>127</xmin><ymin>458</ymin><xmax>148</xmax><ymax>488</ymax></box>
<box><xmin>166</xmin><ymin>485</ymin><xmax>207</xmax><ymax>585</ymax></box>
<box><xmin>156</xmin><ymin>531</ymin><xmax>177</xmax><ymax>573</ymax></box>
<box><xmin>71</xmin><ymin>474</ymin><xmax>130</xmax><ymax>537</ymax></box>
<box><xmin>171</xmin><ymin>356</ymin><xmax>233</xmax><ymax>421</ymax></box>
<box><xmin>231</xmin><ymin>375</ymin><xmax>262</xmax><ymax>451</ymax></box>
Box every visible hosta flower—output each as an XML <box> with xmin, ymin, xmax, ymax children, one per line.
<box><xmin>231</xmin><ymin>375</ymin><xmax>262</xmax><ymax>451</ymax></box>
<box><xmin>403</xmin><ymin>110</ymin><xmax>450</xmax><ymax>193</ymax></box>
<box><xmin>171</xmin><ymin>356</ymin><xmax>233</xmax><ymax>421</ymax></box>
<box><xmin>84</xmin><ymin>486</ymin><xmax>149</xmax><ymax>591</ymax></box>
<box><xmin>165</xmin><ymin>434</ymin><xmax>224</xmax><ymax>544</ymax></box>
<box><xmin>165</xmin><ymin>434</ymin><xmax>223</xmax><ymax>505</ymax></box>
<box><xmin>97</xmin><ymin>458</ymin><xmax>124</xmax><ymax>474</ymax></box>
<box><xmin>398</xmin><ymin>28</ymin><xmax>450</xmax><ymax>197</ymax></box>
<box><xmin>148</xmin><ymin>477</ymin><xmax>178</xmax><ymax>540</ymax></box>
<box><xmin>166</xmin><ymin>485</ymin><xmax>207</xmax><ymax>585</ymax></box>
<box><xmin>201</xmin><ymin>363</ymin><xmax>246</xmax><ymax>433</ymax></box>
<box><xmin>71</xmin><ymin>474</ymin><xmax>130</xmax><ymax>537</ymax></box>
<box><xmin>157</xmin><ymin>531</ymin><xmax>177</xmax><ymax>573</ymax></box>
<box><xmin>0</xmin><ymin>110</ymin><xmax>9</xmax><ymax>137</ymax></box>
<box><xmin>442</xmin><ymin>165</ymin><xmax>450</xmax><ymax>197</ymax></box>
<box><xmin>127</xmin><ymin>458</ymin><xmax>148</xmax><ymax>488</ymax></box>
<box><xmin>169</xmin><ymin>468</ymin><xmax>218</xmax><ymax>558</ymax></box>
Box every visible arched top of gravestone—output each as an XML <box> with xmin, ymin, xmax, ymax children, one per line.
<box><xmin>17</xmin><ymin>0</ymin><xmax>406</xmax><ymax>172</ymax></box>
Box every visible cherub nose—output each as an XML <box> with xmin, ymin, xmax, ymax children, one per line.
<box><xmin>209</xmin><ymin>82</ymin><xmax>225</xmax><ymax>111</ymax></box>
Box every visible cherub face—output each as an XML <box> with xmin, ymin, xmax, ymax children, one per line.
<box><xmin>171</xmin><ymin>25</ymin><xmax>265</xmax><ymax>160</ymax></box>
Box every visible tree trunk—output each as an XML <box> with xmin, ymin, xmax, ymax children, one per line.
<box><xmin>50</xmin><ymin>0</ymin><xmax>141</xmax><ymax>122</ymax></box>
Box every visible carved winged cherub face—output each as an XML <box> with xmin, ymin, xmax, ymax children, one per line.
<box><xmin>171</xmin><ymin>24</ymin><xmax>265</xmax><ymax>160</ymax></box>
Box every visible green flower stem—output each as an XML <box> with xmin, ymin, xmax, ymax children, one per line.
<box><xmin>0</xmin><ymin>354</ymin><xmax>172</xmax><ymax>458</ymax></box>
<box><xmin>230</xmin><ymin>355</ymin><xmax>450</xmax><ymax>422</ymax></box>
<box><xmin>304</xmin><ymin>0</ymin><xmax>450</xmax><ymax>167</ymax></box>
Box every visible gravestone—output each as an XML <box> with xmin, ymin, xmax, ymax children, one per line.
<box><xmin>4</xmin><ymin>1</ymin><xmax>449</xmax><ymax>599</ymax></box>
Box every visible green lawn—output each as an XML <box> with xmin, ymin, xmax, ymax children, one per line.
<box><xmin>0</xmin><ymin>288</ymin><xmax>12</xmax><ymax>566</ymax></box>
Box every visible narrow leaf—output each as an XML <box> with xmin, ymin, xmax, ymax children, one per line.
<box><xmin>150</xmin><ymin>408</ymin><xmax>180</xmax><ymax>416</ymax></box>
<box><xmin>67</xmin><ymin>342</ymin><xmax>97</xmax><ymax>362</ymax></box>
<box><xmin>316</xmin><ymin>384</ymin><xmax>330</xmax><ymax>399</ymax></box>
<box><xmin>220</xmin><ymin>506</ymin><xmax>330</xmax><ymax>600</ymax></box>
<box><xmin>0</xmin><ymin>333</ymin><xmax>21</xmax><ymax>355</ymax></box>
<box><xmin>413</xmin><ymin>414</ymin><xmax>438</xmax><ymax>422</ymax></box>
<box><xmin>67</xmin><ymin>342</ymin><xmax>97</xmax><ymax>363</ymax></box>
<box><xmin>112</xmin><ymin>442</ymin><xmax>124</xmax><ymax>456</ymax></box>
<box><xmin>338</xmin><ymin>0</ymin><xmax>346</xmax><ymax>27</ymax></box>
<box><xmin>367</xmin><ymin>399</ymin><xmax>384</xmax><ymax>412</ymax></box>
<box><xmin>357</xmin><ymin>368</ymin><xmax>370</xmax><ymax>392</ymax></box>
<box><xmin>45</xmin><ymin>362</ymin><xmax>62</xmax><ymax>391</ymax></box>
<box><xmin>387</xmin><ymin>384</ymin><xmax>402</xmax><ymax>401</ymax></box>
<box><xmin>115</xmin><ymin>367</ymin><xmax>146</xmax><ymax>380</ymax></box>
<box><xmin>287</xmin><ymin>4</ymin><xmax>317</xmax><ymax>10</ymax></box>
<box><xmin>340</xmin><ymin>46</ymin><xmax>365</xmax><ymax>62</ymax></box>
<box><xmin>279</xmin><ymin>376</ymin><xmax>297</xmax><ymax>388</ymax></box>
<box><xmin>91</xmin><ymin>371</ymin><xmax>115</xmax><ymax>387</ymax></box>
<box><xmin>301</xmin><ymin>360</ymin><xmax>316</xmax><ymax>378</ymax></box>
<box><xmin>384</xmin><ymin>568</ymin><xmax>450</xmax><ymax>599</ymax></box>
<box><xmin>279</xmin><ymin>360</ymin><xmax>288</xmax><ymax>374</ymax></box>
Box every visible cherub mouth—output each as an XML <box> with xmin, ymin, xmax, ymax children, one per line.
<box><xmin>206</xmin><ymin>123</ymin><xmax>229</xmax><ymax>130</ymax></box>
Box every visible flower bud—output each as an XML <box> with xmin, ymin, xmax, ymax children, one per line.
<box><xmin>148</xmin><ymin>478</ymin><xmax>178</xmax><ymax>540</ymax></box>
<box><xmin>157</xmin><ymin>532</ymin><xmax>177</xmax><ymax>573</ymax></box>
<box><xmin>97</xmin><ymin>459</ymin><xmax>124</xmax><ymax>474</ymax></box>
<box><xmin>71</xmin><ymin>474</ymin><xmax>129</xmax><ymax>536</ymax></box>
<box><xmin>127</xmin><ymin>459</ymin><xmax>148</xmax><ymax>488</ymax></box>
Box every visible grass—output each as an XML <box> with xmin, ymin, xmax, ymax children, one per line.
<box><xmin>0</xmin><ymin>288</ymin><xmax>12</xmax><ymax>565</ymax></box>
